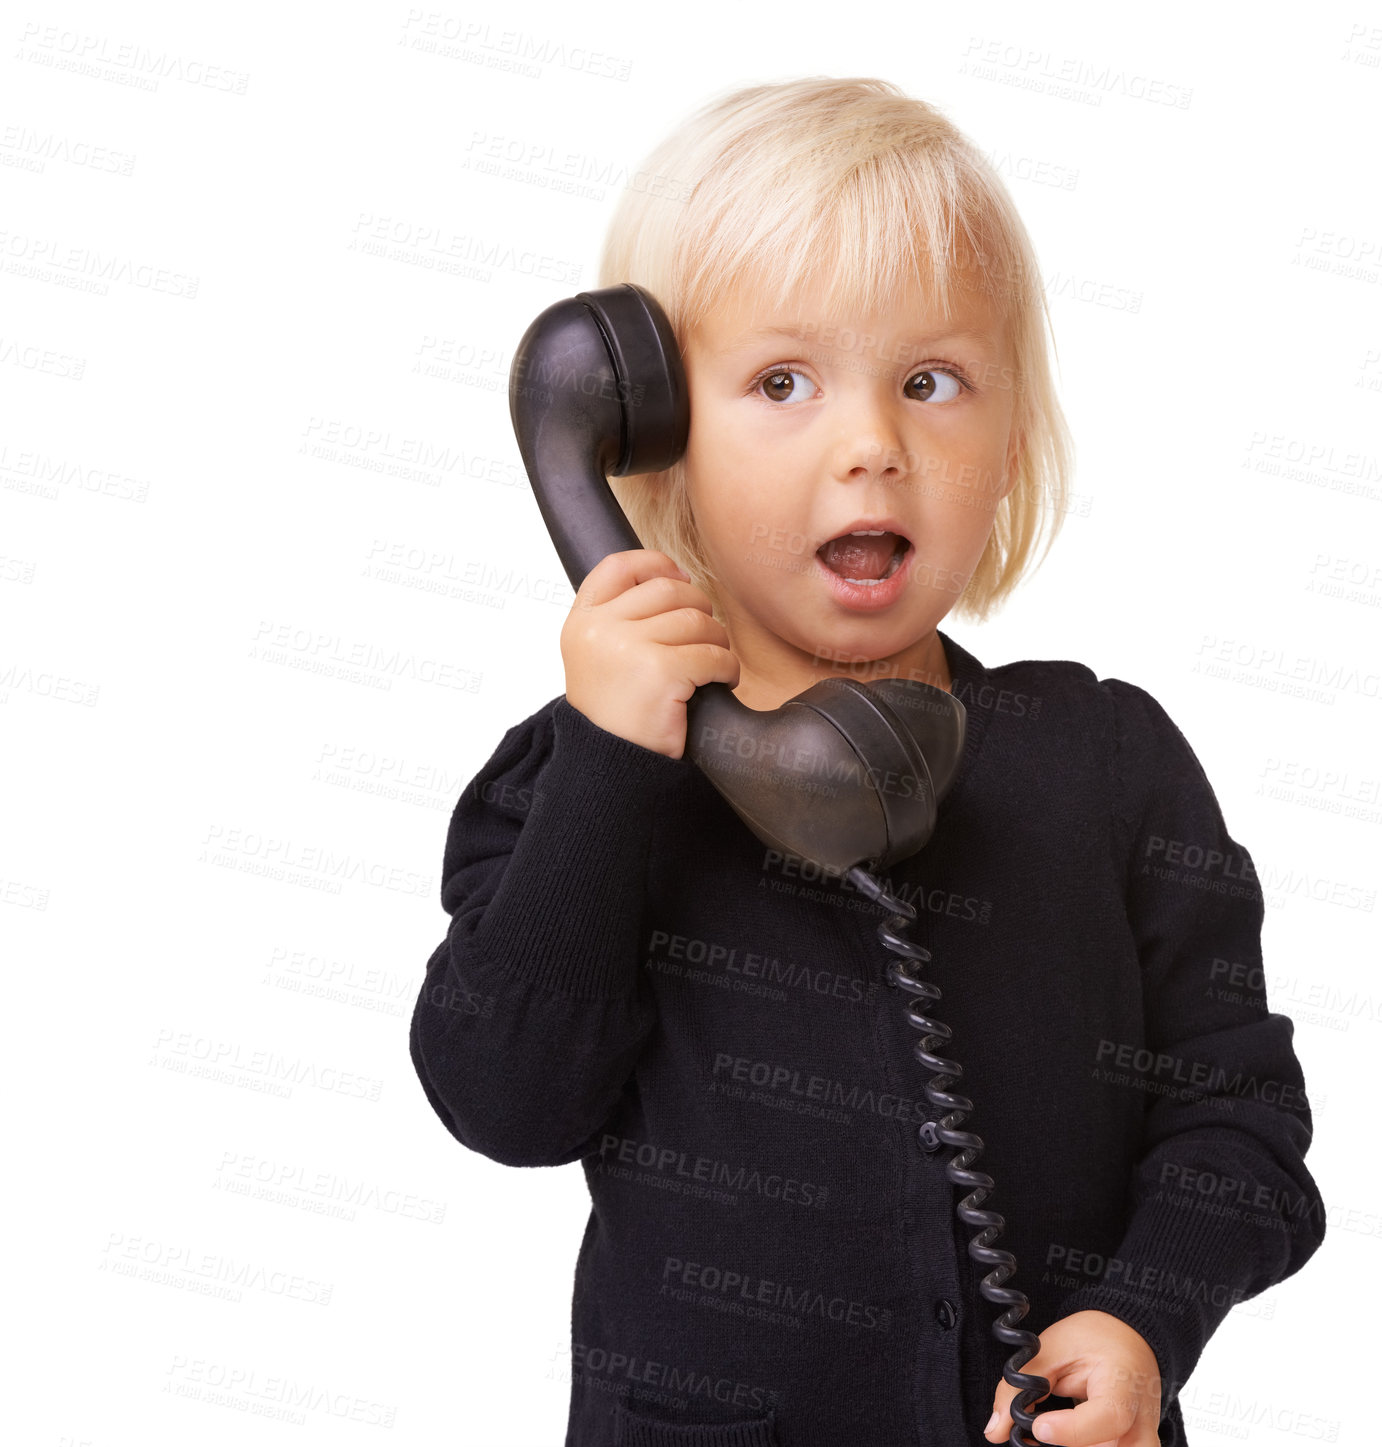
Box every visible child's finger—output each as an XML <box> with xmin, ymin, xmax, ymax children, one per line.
<box><xmin>984</xmin><ymin>1383</ymin><xmax>1052</xmax><ymax>1442</ymax></box>
<box><xmin>1021</xmin><ymin>1393</ymin><xmax>1144</xmax><ymax>1445</ymax></box>
<box><xmin>572</xmin><ymin>548</ymin><xmax>687</xmax><ymax>610</ymax></box>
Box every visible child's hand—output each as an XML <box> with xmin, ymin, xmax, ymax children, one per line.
<box><xmin>561</xmin><ymin>549</ymin><xmax>740</xmax><ymax>760</ymax></box>
<box><xmin>982</xmin><ymin>1310</ymin><xmax>1161</xmax><ymax>1446</ymax></box>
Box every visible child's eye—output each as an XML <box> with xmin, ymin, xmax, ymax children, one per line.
<box><xmin>756</xmin><ymin>369</ymin><xmax>819</xmax><ymax>405</ymax></box>
<box><xmin>905</xmin><ymin>369</ymin><xmax>968</xmax><ymax>403</ymax></box>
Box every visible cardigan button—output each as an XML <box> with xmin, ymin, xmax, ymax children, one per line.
<box><xmin>935</xmin><ymin>1298</ymin><xmax>958</xmax><ymax>1330</ymax></box>
<box><xmin>917</xmin><ymin>1120</ymin><xmax>942</xmax><ymax>1153</ymax></box>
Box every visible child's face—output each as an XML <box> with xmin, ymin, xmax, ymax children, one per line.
<box><xmin>681</xmin><ymin>262</ymin><xmax>1018</xmax><ymax>701</ymax></box>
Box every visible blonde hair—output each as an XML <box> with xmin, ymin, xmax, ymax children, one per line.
<box><xmin>596</xmin><ymin>75</ymin><xmax>1073</xmax><ymax>625</ymax></box>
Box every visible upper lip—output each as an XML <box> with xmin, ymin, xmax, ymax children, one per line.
<box><xmin>815</xmin><ymin>517</ymin><xmax>914</xmax><ymax>552</ymax></box>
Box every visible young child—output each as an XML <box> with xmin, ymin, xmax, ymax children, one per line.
<box><xmin>410</xmin><ymin>77</ymin><xmax>1324</xmax><ymax>1447</ymax></box>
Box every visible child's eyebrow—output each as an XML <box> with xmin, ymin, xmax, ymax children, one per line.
<box><xmin>724</xmin><ymin>324</ymin><xmax>995</xmax><ymax>352</ymax></box>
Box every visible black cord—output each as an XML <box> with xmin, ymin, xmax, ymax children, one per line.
<box><xmin>847</xmin><ymin>865</ymin><xmax>1050</xmax><ymax>1447</ymax></box>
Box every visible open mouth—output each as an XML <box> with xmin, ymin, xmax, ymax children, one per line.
<box><xmin>816</xmin><ymin>529</ymin><xmax>911</xmax><ymax>586</ymax></box>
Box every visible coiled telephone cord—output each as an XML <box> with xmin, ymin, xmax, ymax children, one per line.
<box><xmin>847</xmin><ymin>865</ymin><xmax>1050</xmax><ymax>1447</ymax></box>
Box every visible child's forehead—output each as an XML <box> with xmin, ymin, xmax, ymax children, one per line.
<box><xmin>690</xmin><ymin>264</ymin><xmax>1008</xmax><ymax>359</ymax></box>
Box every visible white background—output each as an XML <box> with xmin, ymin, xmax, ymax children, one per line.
<box><xmin>4</xmin><ymin>2</ymin><xmax>1378</xmax><ymax>1443</ymax></box>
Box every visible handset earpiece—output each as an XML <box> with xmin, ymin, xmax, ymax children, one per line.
<box><xmin>508</xmin><ymin>283</ymin><xmax>688</xmax><ymax>586</ymax></box>
<box><xmin>508</xmin><ymin>282</ymin><xmax>965</xmax><ymax>876</ymax></box>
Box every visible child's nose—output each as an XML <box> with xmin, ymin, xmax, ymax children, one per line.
<box><xmin>825</xmin><ymin>387</ymin><xmax>911</xmax><ymax>474</ymax></box>
<box><xmin>832</xmin><ymin>411</ymin><xmax>910</xmax><ymax>480</ymax></box>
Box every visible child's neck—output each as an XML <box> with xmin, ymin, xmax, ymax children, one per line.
<box><xmin>729</xmin><ymin>629</ymin><xmax>953</xmax><ymax>713</ymax></box>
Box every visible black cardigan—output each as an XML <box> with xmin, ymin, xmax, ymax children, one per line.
<box><xmin>410</xmin><ymin>629</ymin><xmax>1324</xmax><ymax>1447</ymax></box>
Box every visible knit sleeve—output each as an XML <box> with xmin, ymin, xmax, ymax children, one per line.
<box><xmin>1049</xmin><ymin>679</ymin><xmax>1326</xmax><ymax>1409</ymax></box>
<box><xmin>409</xmin><ymin>695</ymin><xmax>695</xmax><ymax>1167</ymax></box>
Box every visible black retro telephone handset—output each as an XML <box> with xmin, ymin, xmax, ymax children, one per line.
<box><xmin>508</xmin><ymin>282</ymin><xmax>1051</xmax><ymax>1446</ymax></box>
